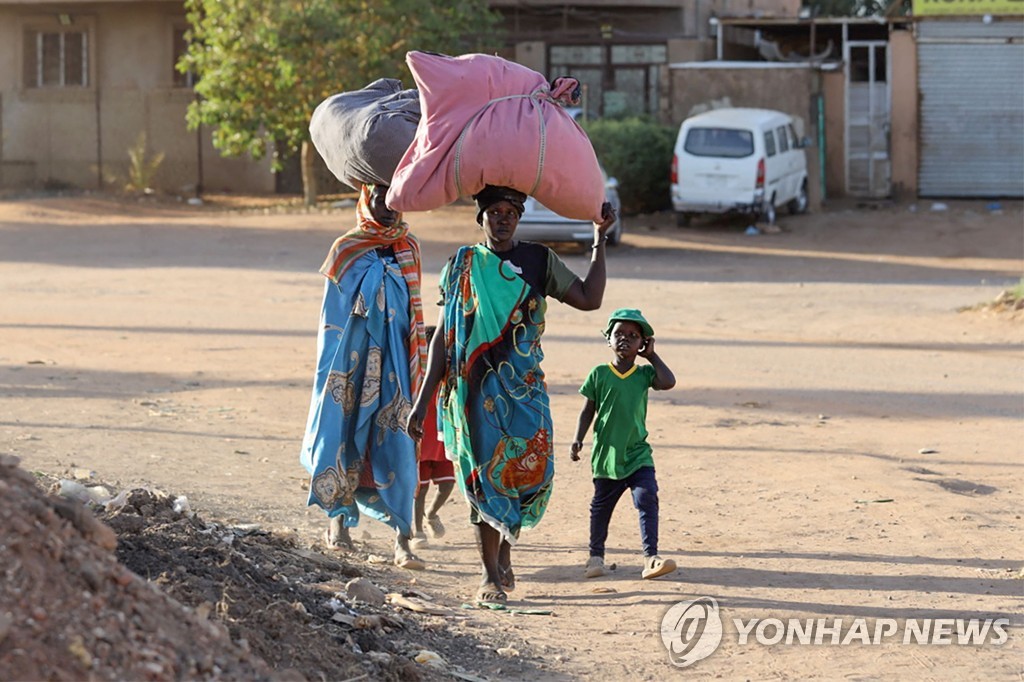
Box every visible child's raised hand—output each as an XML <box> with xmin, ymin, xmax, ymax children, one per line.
<box><xmin>638</xmin><ymin>336</ymin><xmax>656</xmax><ymax>359</ymax></box>
<box><xmin>570</xmin><ymin>440</ymin><xmax>583</xmax><ymax>462</ymax></box>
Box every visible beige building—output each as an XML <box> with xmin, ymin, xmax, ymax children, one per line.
<box><xmin>494</xmin><ymin>0</ymin><xmax>800</xmax><ymax>119</ymax></box>
<box><xmin>0</xmin><ymin>0</ymin><xmax>273</xmax><ymax>194</ymax></box>
<box><xmin>0</xmin><ymin>0</ymin><xmax>799</xmax><ymax>195</ymax></box>
<box><xmin>664</xmin><ymin>17</ymin><xmax>917</xmax><ymax>205</ymax></box>
<box><xmin>8</xmin><ymin>0</ymin><xmax>895</xmax><ymax>199</ymax></box>
<box><xmin>686</xmin><ymin>10</ymin><xmax>1023</xmax><ymax>202</ymax></box>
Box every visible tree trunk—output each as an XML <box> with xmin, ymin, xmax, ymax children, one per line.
<box><xmin>301</xmin><ymin>140</ymin><xmax>318</xmax><ymax>206</ymax></box>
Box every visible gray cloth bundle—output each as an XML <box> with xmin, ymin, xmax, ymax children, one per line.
<box><xmin>309</xmin><ymin>78</ymin><xmax>420</xmax><ymax>188</ymax></box>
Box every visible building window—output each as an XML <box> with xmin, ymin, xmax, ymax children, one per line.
<box><xmin>172</xmin><ymin>25</ymin><xmax>197</xmax><ymax>88</ymax></box>
<box><xmin>23</xmin><ymin>29</ymin><xmax>88</xmax><ymax>88</ymax></box>
<box><xmin>549</xmin><ymin>43</ymin><xmax>666</xmax><ymax>119</ymax></box>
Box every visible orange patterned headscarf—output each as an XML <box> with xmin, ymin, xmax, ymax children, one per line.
<box><xmin>319</xmin><ymin>185</ymin><xmax>426</xmax><ymax>392</ymax></box>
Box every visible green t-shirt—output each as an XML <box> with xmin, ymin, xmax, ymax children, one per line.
<box><xmin>579</xmin><ymin>363</ymin><xmax>657</xmax><ymax>480</ymax></box>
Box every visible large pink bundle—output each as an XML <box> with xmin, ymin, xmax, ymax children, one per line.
<box><xmin>386</xmin><ymin>51</ymin><xmax>605</xmax><ymax>222</ymax></box>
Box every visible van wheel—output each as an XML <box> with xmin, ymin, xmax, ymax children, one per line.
<box><xmin>675</xmin><ymin>212</ymin><xmax>691</xmax><ymax>227</ymax></box>
<box><xmin>760</xmin><ymin>199</ymin><xmax>776</xmax><ymax>226</ymax></box>
<box><xmin>788</xmin><ymin>182</ymin><xmax>808</xmax><ymax>215</ymax></box>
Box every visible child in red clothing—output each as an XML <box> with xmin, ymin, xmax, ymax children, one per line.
<box><xmin>413</xmin><ymin>327</ymin><xmax>455</xmax><ymax>546</ymax></box>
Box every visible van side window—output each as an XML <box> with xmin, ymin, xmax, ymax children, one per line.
<box><xmin>788</xmin><ymin>124</ymin><xmax>799</xmax><ymax>148</ymax></box>
<box><xmin>776</xmin><ymin>126</ymin><xmax>789</xmax><ymax>153</ymax></box>
<box><xmin>764</xmin><ymin>130</ymin><xmax>777</xmax><ymax>158</ymax></box>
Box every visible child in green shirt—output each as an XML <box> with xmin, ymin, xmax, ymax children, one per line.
<box><xmin>571</xmin><ymin>308</ymin><xmax>677</xmax><ymax>580</ymax></box>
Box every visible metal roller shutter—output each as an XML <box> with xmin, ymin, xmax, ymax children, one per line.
<box><xmin>918</xmin><ymin>19</ymin><xmax>1024</xmax><ymax>197</ymax></box>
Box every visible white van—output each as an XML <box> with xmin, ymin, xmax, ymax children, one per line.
<box><xmin>670</xmin><ymin>108</ymin><xmax>809</xmax><ymax>225</ymax></box>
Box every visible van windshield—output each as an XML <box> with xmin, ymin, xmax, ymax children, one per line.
<box><xmin>683</xmin><ymin>127</ymin><xmax>754</xmax><ymax>158</ymax></box>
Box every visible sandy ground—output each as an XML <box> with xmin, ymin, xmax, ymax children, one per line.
<box><xmin>1</xmin><ymin>193</ymin><xmax>1022</xmax><ymax>680</ymax></box>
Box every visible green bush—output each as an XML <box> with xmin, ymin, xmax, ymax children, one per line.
<box><xmin>582</xmin><ymin>117</ymin><xmax>676</xmax><ymax>215</ymax></box>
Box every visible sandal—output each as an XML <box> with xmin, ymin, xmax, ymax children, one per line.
<box><xmin>475</xmin><ymin>584</ymin><xmax>508</xmax><ymax>606</ymax></box>
<box><xmin>426</xmin><ymin>515</ymin><xmax>446</xmax><ymax>539</ymax></box>
<box><xmin>641</xmin><ymin>554</ymin><xmax>677</xmax><ymax>580</ymax></box>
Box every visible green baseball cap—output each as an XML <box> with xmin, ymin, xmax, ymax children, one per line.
<box><xmin>603</xmin><ymin>308</ymin><xmax>654</xmax><ymax>338</ymax></box>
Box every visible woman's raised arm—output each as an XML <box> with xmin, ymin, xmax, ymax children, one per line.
<box><xmin>561</xmin><ymin>202</ymin><xmax>617</xmax><ymax>311</ymax></box>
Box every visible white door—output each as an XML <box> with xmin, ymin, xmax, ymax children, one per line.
<box><xmin>844</xmin><ymin>40</ymin><xmax>891</xmax><ymax>198</ymax></box>
<box><xmin>774</xmin><ymin>123</ymin><xmax>801</xmax><ymax>203</ymax></box>
<box><xmin>762</xmin><ymin>127</ymin><xmax>785</xmax><ymax>206</ymax></box>
<box><xmin>786</xmin><ymin>122</ymin><xmax>808</xmax><ymax>201</ymax></box>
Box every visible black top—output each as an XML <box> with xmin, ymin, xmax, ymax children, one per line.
<box><xmin>439</xmin><ymin>240</ymin><xmax>577</xmax><ymax>305</ymax></box>
<box><xmin>487</xmin><ymin>241</ymin><xmax>549</xmax><ymax>295</ymax></box>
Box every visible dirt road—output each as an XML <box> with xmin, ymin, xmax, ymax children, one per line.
<box><xmin>1</xmin><ymin>194</ymin><xmax>1021</xmax><ymax>679</ymax></box>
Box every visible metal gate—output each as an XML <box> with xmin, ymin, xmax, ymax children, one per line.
<box><xmin>918</xmin><ymin>20</ymin><xmax>1024</xmax><ymax>197</ymax></box>
<box><xmin>844</xmin><ymin>39</ymin><xmax>891</xmax><ymax>198</ymax></box>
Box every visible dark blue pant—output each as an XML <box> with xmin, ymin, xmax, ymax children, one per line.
<box><xmin>589</xmin><ymin>466</ymin><xmax>659</xmax><ymax>558</ymax></box>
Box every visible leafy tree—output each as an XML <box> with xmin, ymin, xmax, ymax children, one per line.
<box><xmin>179</xmin><ymin>0</ymin><xmax>500</xmax><ymax>203</ymax></box>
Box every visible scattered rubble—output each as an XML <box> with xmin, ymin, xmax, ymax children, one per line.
<box><xmin>0</xmin><ymin>455</ymin><xmax>538</xmax><ymax>680</ymax></box>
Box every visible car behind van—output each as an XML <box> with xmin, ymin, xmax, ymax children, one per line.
<box><xmin>517</xmin><ymin>165</ymin><xmax>623</xmax><ymax>247</ymax></box>
<box><xmin>670</xmin><ymin>108</ymin><xmax>809</xmax><ymax>226</ymax></box>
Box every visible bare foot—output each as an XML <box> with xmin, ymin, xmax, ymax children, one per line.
<box><xmin>394</xmin><ymin>534</ymin><xmax>426</xmax><ymax>570</ymax></box>
<box><xmin>324</xmin><ymin>516</ymin><xmax>352</xmax><ymax>550</ymax></box>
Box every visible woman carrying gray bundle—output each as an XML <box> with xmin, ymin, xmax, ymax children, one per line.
<box><xmin>300</xmin><ymin>183</ymin><xmax>427</xmax><ymax>570</ymax></box>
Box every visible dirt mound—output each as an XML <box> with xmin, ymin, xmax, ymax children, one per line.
<box><xmin>0</xmin><ymin>456</ymin><xmax>535</xmax><ymax>681</ymax></box>
<box><xmin>0</xmin><ymin>454</ymin><xmax>277</xmax><ymax>680</ymax></box>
